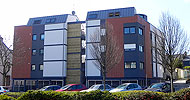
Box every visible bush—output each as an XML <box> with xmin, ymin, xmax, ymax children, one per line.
<box><xmin>0</xmin><ymin>95</ymin><xmax>15</xmax><ymax>100</ymax></box>
<box><xmin>112</xmin><ymin>91</ymin><xmax>169</xmax><ymax>100</ymax></box>
<box><xmin>171</xmin><ymin>88</ymin><xmax>190</xmax><ymax>100</ymax></box>
<box><xmin>3</xmin><ymin>92</ymin><xmax>24</xmax><ymax>99</ymax></box>
<box><xmin>17</xmin><ymin>90</ymin><xmax>72</xmax><ymax>100</ymax></box>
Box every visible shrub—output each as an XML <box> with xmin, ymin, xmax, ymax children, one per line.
<box><xmin>0</xmin><ymin>95</ymin><xmax>15</xmax><ymax>100</ymax></box>
<box><xmin>171</xmin><ymin>88</ymin><xmax>190</xmax><ymax>100</ymax></box>
<box><xmin>17</xmin><ymin>90</ymin><xmax>72</xmax><ymax>100</ymax></box>
<box><xmin>3</xmin><ymin>92</ymin><xmax>24</xmax><ymax>99</ymax></box>
<box><xmin>112</xmin><ymin>91</ymin><xmax>169</xmax><ymax>100</ymax></box>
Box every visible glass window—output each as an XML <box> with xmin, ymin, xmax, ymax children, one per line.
<box><xmin>32</xmin><ymin>49</ymin><xmax>37</xmax><ymax>55</ymax></box>
<box><xmin>124</xmin><ymin>28</ymin><xmax>129</xmax><ymax>34</ymax></box>
<box><xmin>139</xmin><ymin>28</ymin><xmax>143</xmax><ymax>35</ymax></box>
<box><xmin>115</xmin><ymin>12</ymin><xmax>120</xmax><ymax>16</ymax></box>
<box><xmin>32</xmin><ymin>65</ymin><xmax>36</xmax><ymax>70</ymax></box>
<box><xmin>140</xmin><ymin>62</ymin><xmax>144</xmax><ymax>69</ymax></box>
<box><xmin>130</xmin><ymin>27</ymin><xmax>135</xmax><ymax>33</ymax></box>
<box><xmin>32</xmin><ymin>34</ymin><xmax>37</xmax><ymax>40</ymax></box>
<box><xmin>131</xmin><ymin>62</ymin><xmax>136</xmax><ymax>68</ymax></box>
<box><xmin>125</xmin><ymin>62</ymin><xmax>130</xmax><ymax>68</ymax></box>
<box><xmin>40</xmin><ymin>34</ymin><xmax>44</xmax><ymax>40</ymax></box>
<box><xmin>33</xmin><ymin>20</ymin><xmax>41</xmax><ymax>24</ymax></box>
<box><xmin>139</xmin><ymin>45</ymin><xmax>143</xmax><ymax>52</ymax></box>
<box><xmin>39</xmin><ymin>49</ymin><xmax>44</xmax><ymax>55</ymax></box>
<box><xmin>124</xmin><ymin>44</ymin><xmax>136</xmax><ymax>51</ymax></box>
<box><xmin>88</xmin><ymin>14</ymin><xmax>98</xmax><ymax>19</ymax></box>
<box><xmin>40</xmin><ymin>64</ymin><xmax>43</xmax><ymax>70</ymax></box>
<box><xmin>109</xmin><ymin>13</ymin><xmax>114</xmax><ymax>17</ymax></box>
<box><xmin>124</xmin><ymin>27</ymin><xmax>135</xmax><ymax>34</ymax></box>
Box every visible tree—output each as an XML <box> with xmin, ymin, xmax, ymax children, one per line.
<box><xmin>0</xmin><ymin>37</ymin><xmax>12</xmax><ymax>86</ymax></box>
<box><xmin>154</xmin><ymin>12</ymin><xmax>188</xmax><ymax>92</ymax></box>
<box><xmin>90</xmin><ymin>24</ymin><xmax>123</xmax><ymax>90</ymax></box>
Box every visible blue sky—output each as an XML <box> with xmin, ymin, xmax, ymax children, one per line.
<box><xmin>0</xmin><ymin>0</ymin><xmax>189</xmax><ymax>46</ymax></box>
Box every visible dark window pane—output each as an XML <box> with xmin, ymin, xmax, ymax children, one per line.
<box><xmin>115</xmin><ymin>12</ymin><xmax>120</xmax><ymax>16</ymax></box>
<box><xmin>130</xmin><ymin>27</ymin><xmax>135</xmax><ymax>33</ymax></box>
<box><xmin>109</xmin><ymin>13</ymin><xmax>114</xmax><ymax>17</ymax></box>
<box><xmin>139</xmin><ymin>28</ymin><xmax>143</xmax><ymax>35</ymax></box>
<box><xmin>40</xmin><ymin>34</ymin><xmax>44</xmax><ymax>40</ymax></box>
<box><xmin>88</xmin><ymin>14</ymin><xmax>97</xmax><ymax>19</ymax></box>
<box><xmin>33</xmin><ymin>34</ymin><xmax>37</xmax><ymax>40</ymax></box>
<box><xmin>39</xmin><ymin>49</ymin><xmax>44</xmax><ymax>55</ymax></box>
<box><xmin>32</xmin><ymin>49</ymin><xmax>37</xmax><ymax>55</ymax></box>
<box><xmin>124</xmin><ymin>28</ymin><xmax>129</xmax><ymax>34</ymax></box>
<box><xmin>33</xmin><ymin>20</ymin><xmax>41</xmax><ymax>24</ymax></box>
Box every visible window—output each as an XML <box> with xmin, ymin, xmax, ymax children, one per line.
<box><xmin>124</xmin><ymin>44</ymin><xmax>136</xmax><ymax>51</ymax></box>
<box><xmin>40</xmin><ymin>64</ymin><xmax>43</xmax><ymax>70</ymax></box>
<box><xmin>124</xmin><ymin>27</ymin><xmax>136</xmax><ymax>34</ymax></box>
<box><xmin>140</xmin><ymin>62</ymin><xmax>144</xmax><ymax>69</ymax></box>
<box><xmin>88</xmin><ymin>14</ymin><xmax>98</xmax><ymax>19</ymax></box>
<box><xmin>46</xmin><ymin>18</ymin><xmax>56</xmax><ymax>23</ymax></box>
<box><xmin>131</xmin><ymin>62</ymin><xmax>136</xmax><ymax>68</ymax></box>
<box><xmin>139</xmin><ymin>28</ymin><xmax>143</xmax><ymax>35</ymax></box>
<box><xmin>32</xmin><ymin>65</ymin><xmax>36</xmax><ymax>71</ymax></box>
<box><xmin>33</xmin><ymin>20</ymin><xmax>41</xmax><ymax>24</ymax></box>
<box><xmin>39</xmin><ymin>49</ymin><xmax>44</xmax><ymax>55</ymax></box>
<box><xmin>32</xmin><ymin>49</ymin><xmax>37</xmax><ymax>55</ymax></box>
<box><xmin>115</xmin><ymin>12</ymin><xmax>120</xmax><ymax>16</ymax></box>
<box><xmin>40</xmin><ymin>34</ymin><xmax>44</xmax><ymax>40</ymax></box>
<box><xmin>125</xmin><ymin>62</ymin><xmax>136</xmax><ymax>68</ymax></box>
<box><xmin>109</xmin><ymin>13</ymin><xmax>114</xmax><ymax>17</ymax></box>
<box><xmin>32</xmin><ymin>34</ymin><xmax>37</xmax><ymax>40</ymax></box>
<box><xmin>125</xmin><ymin>62</ymin><xmax>130</xmax><ymax>68</ymax></box>
<box><xmin>139</xmin><ymin>45</ymin><xmax>143</xmax><ymax>52</ymax></box>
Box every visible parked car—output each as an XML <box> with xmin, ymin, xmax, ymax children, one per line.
<box><xmin>0</xmin><ymin>86</ymin><xmax>9</xmax><ymax>94</ymax></box>
<box><xmin>109</xmin><ymin>83</ymin><xmax>142</xmax><ymax>92</ymax></box>
<box><xmin>56</xmin><ymin>84</ymin><xmax>87</xmax><ymax>92</ymax></box>
<box><xmin>145</xmin><ymin>83</ymin><xmax>174</xmax><ymax>93</ymax></box>
<box><xmin>81</xmin><ymin>84</ymin><xmax>112</xmax><ymax>92</ymax></box>
<box><xmin>39</xmin><ymin>85</ymin><xmax>61</xmax><ymax>91</ymax></box>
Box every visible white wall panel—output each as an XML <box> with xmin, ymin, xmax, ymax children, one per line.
<box><xmin>44</xmin><ymin>46</ymin><xmax>64</xmax><ymax>60</ymax></box>
<box><xmin>86</xmin><ymin>20</ymin><xmax>100</xmax><ymax>26</ymax></box>
<box><xmin>86</xmin><ymin>27</ymin><xmax>100</xmax><ymax>42</ymax></box>
<box><xmin>45</xmin><ymin>23</ymin><xmax>66</xmax><ymax>30</ymax></box>
<box><xmin>153</xmin><ymin>63</ymin><xmax>156</xmax><ymax>77</ymax></box>
<box><xmin>44</xmin><ymin>30</ymin><xmax>67</xmax><ymax>45</ymax></box>
<box><xmin>85</xmin><ymin>60</ymin><xmax>101</xmax><ymax>76</ymax></box>
<box><xmin>157</xmin><ymin>64</ymin><xmax>164</xmax><ymax>78</ymax></box>
<box><xmin>63</xmin><ymin>46</ymin><xmax>67</xmax><ymax>60</ymax></box>
<box><xmin>43</xmin><ymin>61</ymin><xmax>66</xmax><ymax>77</ymax></box>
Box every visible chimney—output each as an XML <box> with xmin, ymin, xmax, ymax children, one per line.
<box><xmin>0</xmin><ymin>35</ymin><xmax>3</xmax><ymax>42</ymax></box>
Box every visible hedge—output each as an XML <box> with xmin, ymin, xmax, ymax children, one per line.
<box><xmin>0</xmin><ymin>95</ymin><xmax>15</xmax><ymax>100</ymax></box>
<box><xmin>1</xmin><ymin>88</ymin><xmax>190</xmax><ymax>100</ymax></box>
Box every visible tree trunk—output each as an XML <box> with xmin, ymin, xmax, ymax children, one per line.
<box><xmin>170</xmin><ymin>72</ymin><xmax>174</xmax><ymax>92</ymax></box>
<box><xmin>3</xmin><ymin>74</ymin><xmax>6</xmax><ymax>86</ymax></box>
<box><xmin>103</xmin><ymin>71</ymin><xmax>106</xmax><ymax>91</ymax></box>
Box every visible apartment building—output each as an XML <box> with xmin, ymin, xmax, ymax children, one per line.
<box><xmin>12</xmin><ymin>13</ymin><xmax>85</xmax><ymax>91</ymax></box>
<box><xmin>85</xmin><ymin>7</ymin><xmax>164</xmax><ymax>88</ymax></box>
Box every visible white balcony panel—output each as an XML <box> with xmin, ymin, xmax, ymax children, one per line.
<box><xmin>86</xmin><ymin>27</ymin><xmax>100</xmax><ymax>42</ymax></box>
<box><xmin>157</xmin><ymin>64</ymin><xmax>164</xmax><ymax>78</ymax></box>
<box><xmin>153</xmin><ymin>62</ymin><xmax>156</xmax><ymax>77</ymax></box>
<box><xmin>44</xmin><ymin>30</ymin><xmax>67</xmax><ymax>45</ymax></box>
<box><xmin>43</xmin><ymin>61</ymin><xmax>66</xmax><ymax>77</ymax></box>
<box><xmin>86</xmin><ymin>20</ymin><xmax>100</xmax><ymax>26</ymax></box>
<box><xmin>63</xmin><ymin>46</ymin><xmax>67</xmax><ymax>60</ymax></box>
<box><xmin>44</xmin><ymin>46</ymin><xmax>64</xmax><ymax>61</ymax></box>
<box><xmin>85</xmin><ymin>60</ymin><xmax>100</xmax><ymax>76</ymax></box>
<box><xmin>45</xmin><ymin>23</ymin><xmax>66</xmax><ymax>30</ymax></box>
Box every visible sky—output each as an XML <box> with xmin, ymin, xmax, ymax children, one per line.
<box><xmin>0</xmin><ymin>0</ymin><xmax>190</xmax><ymax>46</ymax></box>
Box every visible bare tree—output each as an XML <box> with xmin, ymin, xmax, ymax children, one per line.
<box><xmin>0</xmin><ymin>36</ymin><xmax>12</xmax><ymax>86</ymax></box>
<box><xmin>90</xmin><ymin>24</ymin><xmax>123</xmax><ymax>90</ymax></box>
<box><xmin>154</xmin><ymin>12</ymin><xmax>188</xmax><ymax>92</ymax></box>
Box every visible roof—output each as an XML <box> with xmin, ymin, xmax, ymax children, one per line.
<box><xmin>27</xmin><ymin>14</ymin><xmax>70</xmax><ymax>26</ymax></box>
<box><xmin>86</xmin><ymin>7</ymin><xmax>136</xmax><ymax>20</ymax></box>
